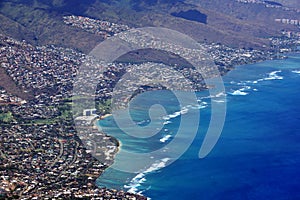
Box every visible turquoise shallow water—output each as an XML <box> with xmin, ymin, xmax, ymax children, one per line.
<box><xmin>97</xmin><ymin>54</ymin><xmax>300</xmax><ymax>200</ymax></box>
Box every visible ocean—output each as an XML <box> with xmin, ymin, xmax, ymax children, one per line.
<box><xmin>97</xmin><ymin>54</ymin><xmax>300</xmax><ymax>200</ymax></box>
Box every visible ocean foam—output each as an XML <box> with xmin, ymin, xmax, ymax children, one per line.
<box><xmin>212</xmin><ymin>99</ymin><xmax>226</xmax><ymax>103</ymax></box>
<box><xmin>215</xmin><ymin>92</ymin><xmax>226</xmax><ymax>98</ymax></box>
<box><xmin>180</xmin><ymin>107</ymin><xmax>189</xmax><ymax>115</ymax></box>
<box><xmin>159</xmin><ymin>134</ymin><xmax>172</xmax><ymax>143</ymax></box>
<box><xmin>292</xmin><ymin>70</ymin><xmax>300</xmax><ymax>74</ymax></box>
<box><xmin>229</xmin><ymin>90</ymin><xmax>249</xmax><ymax>96</ymax></box>
<box><xmin>234</xmin><ymin>71</ymin><xmax>283</xmax><ymax>87</ymax></box>
<box><xmin>163</xmin><ymin>121</ymin><xmax>172</xmax><ymax>125</ymax></box>
<box><xmin>136</xmin><ymin>120</ymin><xmax>147</xmax><ymax>126</ymax></box>
<box><xmin>191</xmin><ymin>102</ymin><xmax>208</xmax><ymax>110</ymax></box>
<box><xmin>258</xmin><ymin>70</ymin><xmax>283</xmax><ymax>81</ymax></box>
<box><xmin>162</xmin><ymin>107</ymin><xmax>189</xmax><ymax>121</ymax></box>
<box><xmin>124</xmin><ymin>158</ymin><xmax>170</xmax><ymax>194</ymax></box>
<box><xmin>228</xmin><ymin>85</ymin><xmax>251</xmax><ymax>96</ymax></box>
<box><xmin>242</xmin><ymin>86</ymin><xmax>251</xmax><ymax>90</ymax></box>
<box><xmin>199</xmin><ymin>92</ymin><xmax>226</xmax><ymax>100</ymax></box>
<box><xmin>237</xmin><ymin>82</ymin><xmax>245</xmax><ymax>86</ymax></box>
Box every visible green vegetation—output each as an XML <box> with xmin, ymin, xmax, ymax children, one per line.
<box><xmin>58</xmin><ymin>102</ymin><xmax>72</xmax><ymax>120</ymax></box>
<box><xmin>0</xmin><ymin>111</ymin><xmax>14</xmax><ymax>123</ymax></box>
<box><xmin>0</xmin><ymin>0</ymin><xmax>102</xmax><ymax>53</ymax></box>
<box><xmin>18</xmin><ymin>102</ymin><xmax>74</xmax><ymax>125</ymax></box>
<box><xmin>70</xmin><ymin>96</ymin><xmax>112</xmax><ymax>117</ymax></box>
<box><xmin>26</xmin><ymin>98</ymin><xmax>112</xmax><ymax>126</ymax></box>
<box><xmin>31</xmin><ymin>118</ymin><xmax>59</xmax><ymax>125</ymax></box>
<box><xmin>97</xmin><ymin>99</ymin><xmax>112</xmax><ymax>115</ymax></box>
<box><xmin>71</xmin><ymin>97</ymin><xmax>94</xmax><ymax>117</ymax></box>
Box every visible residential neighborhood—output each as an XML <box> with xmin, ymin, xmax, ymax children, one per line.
<box><xmin>0</xmin><ymin>13</ymin><xmax>299</xmax><ymax>198</ymax></box>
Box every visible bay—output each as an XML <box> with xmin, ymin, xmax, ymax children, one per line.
<box><xmin>97</xmin><ymin>54</ymin><xmax>300</xmax><ymax>200</ymax></box>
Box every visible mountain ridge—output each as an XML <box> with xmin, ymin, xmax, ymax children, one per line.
<box><xmin>0</xmin><ymin>0</ymin><xmax>299</xmax><ymax>52</ymax></box>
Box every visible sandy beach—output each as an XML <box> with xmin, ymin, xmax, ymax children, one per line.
<box><xmin>100</xmin><ymin>113</ymin><xmax>113</xmax><ymax>119</ymax></box>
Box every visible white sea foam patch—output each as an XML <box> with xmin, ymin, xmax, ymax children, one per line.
<box><xmin>195</xmin><ymin>92</ymin><xmax>226</xmax><ymax>107</ymax></box>
<box><xmin>160</xmin><ymin>101</ymin><xmax>208</xmax><ymax>130</ymax></box>
<box><xmin>159</xmin><ymin>134</ymin><xmax>172</xmax><ymax>143</ymax></box>
<box><xmin>124</xmin><ymin>158</ymin><xmax>170</xmax><ymax>194</ymax></box>
<box><xmin>199</xmin><ymin>92</ymin><xmax>226</xmax><ymax>100</ymax></box>
<box><xmin>234</xmin><ymin>70</ymin><xmax>284</xmax><ymax>86</ymax></box>
<box><xmin>136</xmin><ymin>119</ymin><xmax>150</xmax><ymax>126</ymax></box>
<box><xmin>212</xmin><ymin>99</ymin><xmax>226</xmax><ymax>103</ymax></box>
<box><xmin>243</xmin><ymin>86</ymin><xmax>251</xmax><ymax>90</ymax></box>
<box><xmin>229</xmin><ymin>90</ymin><xmax>248</xmax><ymax>96</ymax></box>
<box><xmin>292</xmin><ymin>70</ymin><xmax>300</xmax><ymax>74</ymax></box>
<box><xmin>162</xmin><ymin>107</ymin><xmax>189</xmax><ymax>121</ymax></box>
<box><xmin>162</xmin><ymin>121</ymin><xmax>172</xmax><ymax>125</ymax></box>
<box><xmin>228</xmin><ymin>86</ymin><xmax>251</xmax><ymax>96</ymax></box>
<box><xmin>244</xmin><ymin>80</ymin><xmax>258</xmax><ymax>84</ymax></box>
<box><xmin>193</xmin><ymin>101</ymin><xmax>208</xmax><ymax>109</ymax></box>
<box><xmin>228</xmin><ymin>71</ymin><xmax>284</xmax><ymax>96</ymax></box>
<box><xmin>258</xmin><ymin>70</ymin><xmax>283</xmax><ymax>81</ymax></box>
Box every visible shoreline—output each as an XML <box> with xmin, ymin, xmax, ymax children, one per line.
<box><xmin>96</xmin><ymin>113</ymin><xmax>123</xmax><ymax>150</ymax></box>
<box><xmin>100</xmin><ymin>113</ymin><xmax>113</xmax><ymax>120</ymax></box>
<box><xmin>94</xmin><ymin>113</ymin><xmax>123</xmax><ymax>161</ymax></box>
<box><xmin>94</xmin><ymin>52</ymin><xmax>300</xmax><ymax>196</ymax></box>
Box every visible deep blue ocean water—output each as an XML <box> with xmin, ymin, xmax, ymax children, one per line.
<box><xmin>97</xmin><ymin>54</ymin><xmax>300</xmax><ymax>200</ymax></box>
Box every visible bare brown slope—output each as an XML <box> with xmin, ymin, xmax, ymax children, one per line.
<box><xmin>85</xmin><ymin>0</ymin><xmax>299</xmax><ymax>49</ymax></box>
<box><xmin>0</xmin><ymin>2</ymin><xmax>104</xmax><ymax>53</ymax></box>
<box><xmin>274</xmin><ymin>0</ymin><xmax>300</xmax><ymax>9</ymax></box>
<box><xmin>0</xmin><ymin>67</ymin><xmax>32</xmax><ymax>100</ymax></box>
<box><xmin>1</xmin><ymin>0</ymin><xmax>299</xmax><ymax>52</ymax></box>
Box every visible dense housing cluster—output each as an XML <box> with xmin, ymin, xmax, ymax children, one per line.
<box><xmin>275</xmin><ymin>18</ymin><xmax>300</xmax><ymax>26</ymax></box>
<box><xmin>63</xmin><ymin>15</ymin><xmax>130</xmax><ymax>38</ymax></box>
<box><xmin>0</xmin><ymin>88</ymin><xmax>26</xmax><ymax>105</ymax></box>
<box><xmin>236</xmin><ymin>0</ymin><xmax>297</xmax><ymax>11</ymax></box>
<box><xmin>0</xmin><ymin>122</ymin><xmax>146</xmax><ymax>199</ymax></box>
<box><xmin>0</xmin><ymin>35</ymin><xmax>145</xmax><ymax>199</ymax></box>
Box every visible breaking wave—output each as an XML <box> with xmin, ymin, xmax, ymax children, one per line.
<box><xmin>292</xmin><ymin>70</ymin><xmax>300</xmax><ymax>74</ymax></box>
<box><xmin>124</xmin><ymin>158</ymin><xmax>170</xmax><ymax>194</ymax></box>
<box><xmin>228</xmin><ymin>86</ymin><xmax>251</xmax><ymax>96</ymax></box>
<box><xmin>159</xmin><ymin>134</ymin><xmax>172</xmax><ymax>143</ymax></box>
<box><xmin>258</xmin><ymin>70</ymin><xmax>283</xmax><ymax>81</ymax></box>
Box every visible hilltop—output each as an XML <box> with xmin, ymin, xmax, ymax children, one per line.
<box><xmin>0</xmin><ymin>0</ymin><xmax>299</xmax><ymax>53</ymax></box>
